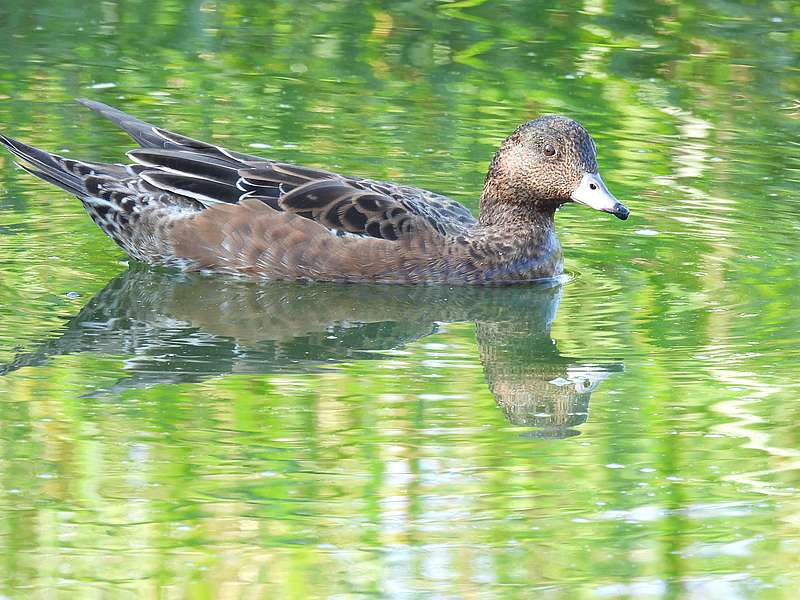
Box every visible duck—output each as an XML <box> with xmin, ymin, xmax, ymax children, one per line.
<box><xmin>0</xmin><ymin>99</ymin><xmax>629</xmax><ymax>284</ymax></box>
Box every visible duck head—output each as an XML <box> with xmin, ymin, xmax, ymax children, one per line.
<box><xmin>480</xmin><ymin>116</ymin><xmax>629</xmax><ymax>223</ymax></box>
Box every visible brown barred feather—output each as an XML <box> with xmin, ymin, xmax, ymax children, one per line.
<box><xmin>0</xmin><ymin>99</ymin><xmax>629</xmax><ymax>284</ymax></box>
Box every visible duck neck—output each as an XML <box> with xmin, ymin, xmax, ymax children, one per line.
<box><xmin>472</xmin><ymin>189</ymin><xmax>563</xmax><ymax>281</ymax></box>
<box><xmin>478</xmin><ymin>156</ymin><xmax>559</xmax><ymax>231</ymax></box>
<box><xmin>477</xmin><ymin>193</ymin><xmax>557</xmax><ymax>233</ymax></box>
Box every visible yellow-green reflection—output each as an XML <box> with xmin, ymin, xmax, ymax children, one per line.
<box><xmin>1</xmin><ymin>0</ymin><xmax>800</xmax><ymax>598</ymax></box>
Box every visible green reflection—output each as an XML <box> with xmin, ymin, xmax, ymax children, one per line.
<box><xmin>1</xmin><ymin>0</ymin><xmax>800</xmax><ymax>598</ymax></box>
<box><xmin>3</xmin><ymin>268</ymin><xmax>621</xmax><ymax>437</ymax></box>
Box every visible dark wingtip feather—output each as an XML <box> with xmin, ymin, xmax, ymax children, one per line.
<box><xmin>76</xmin><ymin>98</ymin><xmax>166</xmax><ymax>148</ymax></box>
<box><xmin>127</xmin><ymin>148</ymin><xmax>242</xmax><ymax>186</ymax></box>
<box><xmin>140</xmin><ymin>170</ymin><xmax>243</xmax><ymax>204</ymax></box>
<box><xmin>76</xmin><ymin>98</ymin><xmax>132</xmax><ymax>119</ymax></box>
<box><xmin>76</xmin><ymin>98</ymin><xmax>135</xmax><ymax>125</ymax></box>
<box><xmin>75</xmin><ymin>97</ymin><xmax>99</xmax><ymax>108</ymax></box>
<box><xmin>76</xmin><ymin>99</ymin><xmax>267</xmax><ymax>164</ymax></box>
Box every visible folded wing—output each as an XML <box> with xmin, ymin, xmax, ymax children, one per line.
<box><xmin>78</xmin><ymin>99</ymin><xmax>476</xmax><ymax>241</ymax></box>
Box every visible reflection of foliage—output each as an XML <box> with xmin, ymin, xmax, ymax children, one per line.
<box><xmin>1</xmin><ymin>0</ymin><xmax>798</xmax><ymax>355</ymax></box>
<box><xmin>1</xmin><ymin>1</ymin><xmax>800</xmax><ymax>597</ymax></box>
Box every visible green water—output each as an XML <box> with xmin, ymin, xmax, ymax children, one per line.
<box><xmin>1</xmin><ymin>0</ymin><xmax>800</xmax><ymax>597</ymax></box>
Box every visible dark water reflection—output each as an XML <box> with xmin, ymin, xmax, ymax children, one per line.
<box><xmin>3</xmin><ymin>268</ymin><xmax>622</xmax><ymax>437</ymax></box>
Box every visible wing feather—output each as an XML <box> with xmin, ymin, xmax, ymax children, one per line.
<box><xmin>79</xmin><ymin>100</ymin><xmax>477</xmax><ymax>241</ymax></box>
<box><xmin>139</xmin><ymin>171</ymin><xmax>243</xmax><ymax>205</ymax></box>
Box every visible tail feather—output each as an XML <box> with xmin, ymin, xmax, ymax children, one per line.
<box><xmin>0</xmin><ymin>133</ymin><xmax>87</xmax><ymax>196</ymax></box>
<box><xmin>16</xmin><ymin>162</ymin><xmax>85</xmax><ymax>196</ymax></box>
<box><xmin>0</xmin><ymin>106</ymin><xmax>212</xmax><ymax>264</ymax></box>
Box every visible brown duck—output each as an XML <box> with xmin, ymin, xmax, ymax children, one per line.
<box><xmin>0</xmin><ymin>100</ymin><xmax>629</xmax><ymax>284</ymax></box>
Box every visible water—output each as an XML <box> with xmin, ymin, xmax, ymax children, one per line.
<box><xmin>1</xmin><ymin>1</ymin><xmax>799</xmax><ymax>597</ymax></box>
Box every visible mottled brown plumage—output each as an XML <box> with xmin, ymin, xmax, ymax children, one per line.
<box><xmin>0</xmin><ymin>100</ymin><xmax>630</xmax><ymax>284</ymax></box>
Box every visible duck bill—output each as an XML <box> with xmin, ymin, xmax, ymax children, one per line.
<box><xmin>570</xmin><ymin>172</ymin><xmax>629</xmax><ymax>220</ymax></box>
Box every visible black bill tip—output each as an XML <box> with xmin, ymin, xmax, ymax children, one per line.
<box><xmin>610</xmin><ymin>202</ymin><xmax>630</xmax><ymax>221</ymax></box>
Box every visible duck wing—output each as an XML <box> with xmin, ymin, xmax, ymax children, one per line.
<box><xmin>238</xmin><ymin>166</ymin><xmax>477</xmax><ymax>240</ymax></box>
<box><xmin>80</xmin><ymin>99</ymin><xmax>477</xmax><ymax>241</ymax></box>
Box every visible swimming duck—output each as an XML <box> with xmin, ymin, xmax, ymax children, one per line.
<box><xmin>0</xmin><ymin>100</ymin><xmax>629</xmax><ymax>284</ymax></box>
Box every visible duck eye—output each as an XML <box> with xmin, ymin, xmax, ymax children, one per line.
<box><xmin>543</xmin><ymin>143</ymin><xmax>556</xmax><ymax>157</ymax></box>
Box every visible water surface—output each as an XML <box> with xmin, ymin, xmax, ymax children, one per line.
<box><xmin>1</xmin><ymin>1</ymin><xmax>800</xmax><ymax>598</ymax></box>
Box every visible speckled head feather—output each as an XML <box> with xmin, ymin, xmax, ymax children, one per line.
<box><xmin>0</xmin><ymin>100</ymin><xmax>630</xmax><ymax>285</ymax></box>
<box><xmin>479</xmin><ymin>116</ymin><xmax>601</xmax><ymax>225</ymax></box>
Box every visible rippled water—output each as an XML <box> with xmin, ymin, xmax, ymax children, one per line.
<box><xmin>1</xmin><ymin>1</ymin><xmax>800</xmax><ymax>598</ymax></box>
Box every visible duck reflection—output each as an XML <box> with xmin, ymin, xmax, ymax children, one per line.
<box><xmin>2</xmin><ymin>267</ymin><xmax>622</xmax><ymax>437</ymax></box>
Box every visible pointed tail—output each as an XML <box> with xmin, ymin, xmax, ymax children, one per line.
<box><xmin>0</xmin><ymin>133</ymin><xmax>88</xmax><ymax>196</ymax></box>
